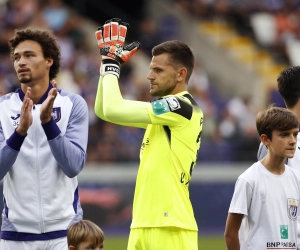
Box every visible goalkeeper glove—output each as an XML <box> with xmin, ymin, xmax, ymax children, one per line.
<box><xmin>95</xmin><ymin>18</ymin><xmax>140</xmax><ymax>78</ymax></box>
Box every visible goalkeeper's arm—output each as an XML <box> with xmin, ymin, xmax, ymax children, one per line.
<box><xmin>94</xmin><ymin>74</ymin><xmax>150</xmax><ymax>128</ymax></box>
<box><xmin>94</xmin><ymin>18</ymin><xmax>149</xmax><ymax>126</ymax></box>
<box><xmin>94</xmin><ymin>75</ymin><xmax>107</xmax><ymax>121</ymax></box>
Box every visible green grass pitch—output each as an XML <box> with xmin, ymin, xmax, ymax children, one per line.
<box><xmin>104</xmin><ymin>235</ymin><xmax>226</xmax><ymax>249</ymax></box>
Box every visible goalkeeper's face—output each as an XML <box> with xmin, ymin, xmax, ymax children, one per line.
<box><xmin>147</xmin><ymin>53</ymin><xmax>179</xmax><ymax>97</ymax></box>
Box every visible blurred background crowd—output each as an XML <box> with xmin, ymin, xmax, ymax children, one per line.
<box><xmin>1</xmin><ymin>0</ymin><xmax>299</xmax><ymax>164</ymax></box>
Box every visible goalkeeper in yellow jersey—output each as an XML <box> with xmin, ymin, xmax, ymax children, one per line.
<box><xmin>94</xmin><ymin>18</ymin><xmax>203</xmax><ymax>250</ymax></box>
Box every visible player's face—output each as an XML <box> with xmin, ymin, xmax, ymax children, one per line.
<box><xmin>13</xmin><ymin>40</ymin><xmax>52</xmax><ymax>85</ymax></box>
<box><xmin>147</xmin><ymin>53</ymin><xmax>178</xmax><ymax>97</ymax></box>
<box><xmin>268</xmin><ymin>128</ymin><xmax>298</xmax><ymax>158</ymax></box>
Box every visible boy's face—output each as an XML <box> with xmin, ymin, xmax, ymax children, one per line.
<box><xmin>69</xmin><ymin>241</ymin><xmax>104</xmax><ymax>250</ymax></box>
<box><xmin>265</xmin><ymin>128</ymin><xmax>298</xmax><ymax>158</ymax></box>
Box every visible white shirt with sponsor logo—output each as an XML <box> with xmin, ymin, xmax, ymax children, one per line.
<box><xmin>229</xmin><ymin>161</ymin><xmax>300</xmax><ymax>250</ymax></box>
<box><xmin>258</xmin><ymin>135</ymin><xmax>300</xmax><ymax>249</ymax></box>
<box><xmin>286</xmin><ymin>134</ymin><xmax>300</xmax><ymax>249</ymax></box>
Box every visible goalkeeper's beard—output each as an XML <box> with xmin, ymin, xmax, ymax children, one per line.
<box><xmin>150</xmin><ymin>84</ymin><xmax>176</xmax><ymax>97</ymax></box>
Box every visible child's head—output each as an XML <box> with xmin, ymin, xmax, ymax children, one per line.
<box><xmin>68</xmin><ymin>220</ymin><xmax>104</xmax><ymax>250</ymax></box>
<box><xmin>256</xmin><ymin>106</ymin><xmax>299</xmax><ymax>140</ymax></box>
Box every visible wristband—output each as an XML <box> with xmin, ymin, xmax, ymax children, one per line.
<box><xmin>100</xmin><ymin>59</ymin><xmax>120</xmax><ymax>78</ymax></box>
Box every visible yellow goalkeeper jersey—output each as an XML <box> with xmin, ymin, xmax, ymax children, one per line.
<box><xmin>131</xmin><ymin>92</ymin><xmax>203</xmax><ymax>231</ymax></box>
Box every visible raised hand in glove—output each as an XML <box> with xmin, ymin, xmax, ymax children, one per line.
<box><xmin>95</xmin><ymin>18</ymin><xmax>140</xmax><ymax>78</ymax></box>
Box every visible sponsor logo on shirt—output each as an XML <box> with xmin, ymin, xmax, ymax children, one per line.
<box><xmin>151</xmin><ymin>99</ymin><xmax>170</xmax><ymax>115</ymax></box>
<box><xmin>266</xmin><ymin>241</ymin><xmax>296</xmax><ymax>248</ymax></box>
<box><xmin>280</xmin><ymin>225</ymin><xmax>288</xmax><ymax>239</ymax></box>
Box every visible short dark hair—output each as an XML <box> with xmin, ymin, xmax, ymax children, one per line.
<box><xmin>256</xmin><ymin>106</ymin><xmax>299</xmax><ymax>139</ymax></box>
<box><xmin>152</xmin><ymin>40</ymin><xmax>195</xmax><ymax>82</ymax></box>
<box><xmin>8</xmin><ymin>27</ymin><xmax>61</xmax><ymax>81</ymax></box>
<box><xmin>277</xmin><ymin>66</ymin><xmax>300</xmax><ymax>108</ymax></box>
<box><xmin>67</xmin><ymin>220</ymin><xmax>104</xmax><ymax>248</ymax></box>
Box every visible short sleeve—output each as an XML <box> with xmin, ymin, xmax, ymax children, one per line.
<box><xmin>229</xmin><ymin>178</ymin><xmax>253</xmax><ymax>216</ymax></box>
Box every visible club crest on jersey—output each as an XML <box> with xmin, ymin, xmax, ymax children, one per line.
<box><xmin>166</xmin><ymin>97</ymin><xmax>181</xmax><ymax>111</ymax></box>
<box><xmin>287</xmin><ymin>198</ymin><xmax>298</xmax><ymax>220</ymax></box>
<box><xmin>52</xmin><ymin>107</ymin><xmax>61</xmax><ymax>123</ymax></box>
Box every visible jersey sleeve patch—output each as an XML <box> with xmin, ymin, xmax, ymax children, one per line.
<box><xmin>151</xmin><ymin>98</ymin><xmax>171</xmax><ymax>115</ymax></box>
<box><xmin>151</xmin><ymin>96</ymin><xmax>193</xmax><ymax>120</ymax></box>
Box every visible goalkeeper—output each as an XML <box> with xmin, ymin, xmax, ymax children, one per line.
<box><xmin>94</xmin><ymin>18</ymin><xmax>203</xmax><ymax>250</ymax></box>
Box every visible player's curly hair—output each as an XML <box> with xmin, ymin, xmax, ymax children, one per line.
<box><xmin>8</xmin><ymin>27</ymin><xmax>61</xmax><ymax>81</ymax></box>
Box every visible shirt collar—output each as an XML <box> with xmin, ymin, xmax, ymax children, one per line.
<box><xmin>17</xmin><ymin>82</ymin><xmax>53</xmax><ymax>104</ymax></box>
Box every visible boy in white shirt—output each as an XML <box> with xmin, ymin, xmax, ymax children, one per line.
<box><xmin>225</xmin><ymin>106</ymin><xmax>300</xmax><ymax>250</ymax></box>
<box><xmin>258</xmin><ymin>66</ymin><xmax>300</xmax><ymax>250</ymax></box>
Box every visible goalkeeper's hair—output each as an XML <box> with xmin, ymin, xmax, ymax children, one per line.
<box><xmin>277</xmin><ymin>66</ymin><xmax>300</xmax><ymax>109</ymax></box>
<box><xmin>152</xmin><ymin>40</ymin><xmax>195</xmax><ymax>82</ymax></box>
<box><xmin>8</xmin><ymin>26</ymin><xmax>61</xmax><ymax>81</ymax></box>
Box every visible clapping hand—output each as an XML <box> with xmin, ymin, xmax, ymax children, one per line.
<box><xmin>40</xmin><ymin>80</ymin><xmax>58</xmax><ymax>124</ymax></box>
<box><xmin>16</xmin><ymin>87</ymin><xmax>33</xmax><ymax>136</ymax></box>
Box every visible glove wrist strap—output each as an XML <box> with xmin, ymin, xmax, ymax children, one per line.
<box><xmin>100</xmin><ymin>59</ymin><xmax>120</xmax><ymax>78</ymax></box>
